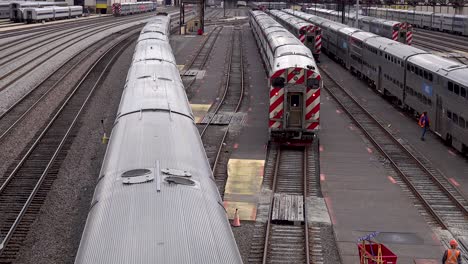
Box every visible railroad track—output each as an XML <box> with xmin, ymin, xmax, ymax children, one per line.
<box><xmin>199</xmin><ymin>26</ymin><xmax>245</xmax><ymax>196</ymax></box>
<box><xmin>318</xmin><ymin>66</ymin><xmax>468</xmax><ymax>246</ymax></box>
<box><xmin>0</xmin><ymin>32</ymin><xmax>137</xmax><ymax>264</ymax></box>
<box><xmin>260</xmin><ymin>146</ymin><xmax>311</xmax><ymax>264</ymax></box>
<box><xmin>0</xmin><ymin>14</ymin><xmax>156</xmax><ymax>66</ymax></box>
<box><xmin>0</xmin><ymin>14</ymin><xmax>159</xmax><ymax>91</ymax></box>
<box><xmin>0</xmin><ymin>12</ymin><xmax>188</xmax><ymax>142</ymax></box>
<box><xmin>181</xmin><ymin>25</ymin><xmax>223</xmax><ymax>90</ymax></box>
<box><xmin>0</xmin><ymin>27</ymin><xmax>140</xmax><ymax>143</ymax></box>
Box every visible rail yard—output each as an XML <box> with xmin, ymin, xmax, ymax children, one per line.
<box><xmin>0</xmin><ymin>1</ymin><xmax>467</xmax><ymax>264</ymax></box>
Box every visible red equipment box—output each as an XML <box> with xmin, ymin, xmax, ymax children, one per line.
<box><xmin>358</xmin><ymin>243</ymin><xmax>398</xmax><ymax>264</ymax></box>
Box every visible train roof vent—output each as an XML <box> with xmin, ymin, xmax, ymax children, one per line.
<box><xmin>165</xmin><ymin>176</ymin><xmax>195</xmax><ymax>186</ymax></box>
<box><xmin>121</xmin><ymin>169</ymin><xmax>154</xmax><ymax>185</ymax></box>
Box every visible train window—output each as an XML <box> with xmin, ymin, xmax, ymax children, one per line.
<box><xmin>454</xmin><ymin>84</ymin><xmax>460</xmax><ymax>95</ymax></box>
<box><xmin>411</xmin><ymin>65</ymin><xmax>415</xmax><ymax>73</ymax></box>
<box><xmin>453</xmin><ymin>113</ymin><xmax>459</xmax><ymax>124</ymax></box>
<box><xmin>428</xmin><ymin>74</ymin><xmax>433</xmax><ymax>82</ymax></box>
<box><xmin>448</xmin><ymin>82</ymin><xmax>453</xmax><ymax>92</ymax></box>
<box><xmin>385</xmin><ymin>54</ymin><xmax>388</xmax><ymax>59</ymax></box>
<box><xmin>461</xmin><ymin>87</ymin><xmax>466</xmax><ymax>98</ymax></box>
<box><xmin>428</xmin><ymin>99</ymin><xmax>432</xmax><ymax>106</ymax></box>
<box><xmin>447</xmin><ymin>110</ymin><xmax>452</xmax><ymax>119</ymax></box>
<box><xmin>423</xmin><ymin>71</ymin><xmax>428</xmax><ymax>79</ymax></box>
<box><xmin>272</xmin><ymin>77</ymin><xmax>285</xmax><ymax>88</ymax></box>
<box><xmin>307</xmin><ymin>78</ymin><xmax>319</xmax><ymax>88</ymax></box>
<box><xmin>290</xmin><ymin>95</ymin><xmax>300</xmax><ymax>107</ymax></box>
<box><xmin>407</xmin><ymin>64</ymin><xmax>410</xmax><ymax>70</ymax></box>
<box><xmin>460</xmin><ymin>117</ymin><xmax>466</xmax><ymax>128</ymax></box>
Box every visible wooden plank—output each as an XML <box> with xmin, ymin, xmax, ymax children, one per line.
<box><xmin>271</xmin><ymin>193</ymin><xmax>304</xmax><ymax>222</ymax></box>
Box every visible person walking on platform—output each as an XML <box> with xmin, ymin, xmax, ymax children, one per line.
<box><xmin>442</xmin><ymin>239</ymin><xmax>462</xmax><ymax>264</ymax></box>
<box><xmin>419</xmin><ymin>111</ymin><xmax>430</xmax><ymax>141</ymax></box>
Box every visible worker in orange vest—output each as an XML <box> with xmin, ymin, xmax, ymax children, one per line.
<box><xmin>442</xmin><ymin>239</ymin><xmax>461</xmax><ymax>264</ymax></box>
<box><xmin>418</xmin><ymin>111</ymin><xmax>430</xmax><ymax>141</ymax></box>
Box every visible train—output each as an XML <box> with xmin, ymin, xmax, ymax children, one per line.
<box><xmin>285</xmin><ymin>9</ymin><xmax>468</xmax><ymax>154</ymax></box>
<box><xmin>267</xmin><ymin>9</ymin><xmax>322</xmax><ymax>61</ymax></box>
<box><xmin>74</xmin><ymin>13</ymin><xmax>243</xmax><ymax>264</ymax></box>
<box><xmin>111</xmin><ymin>2</ymin><xmax>156</xmax><ymax>16</ymax></box>
<box><xmin>250</xmin><ymin>10</ymin><xmax>322</xmax><ymax>141</ymax></box>
<box><xmin>365</xmin><ymin>7</ymin><xmax>468</xmax><ymax>36</ymax></box>
<box><xmin>306</xmin><ymin>7</ymin><xmax>413</xmax><ymax>45</ymax></box>
<box><xmin>8</xmin><ymin>1</ymin><xmax>68</xmax><ymax>21</ymax></box>
<box><xmin>24</xmin><ymin>6</ymin><xmax>83</xmax><ymax>23</ymax></box>
<box><xmin>250</xmin><ymin>1</ymin><xmax>288</xmax><ymax>11</ymax></box>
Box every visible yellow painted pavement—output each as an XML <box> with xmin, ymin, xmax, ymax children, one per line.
<box><xmin>223</xmin><ymin>159</ymin><xmax>265</xmax><ymax>221</ymax></box>
<box><xmin>190</xmin><ymin>104</ymin><xmax>211</xmax><ymax>123</ymax></box>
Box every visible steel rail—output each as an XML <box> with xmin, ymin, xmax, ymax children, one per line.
<box><xmin>0</xmin><ymin>33</ymin><xmax>135</xmax><ymax>256</ymax></box>
<box><xmin>210</xmin><ymin>27</ymin><xmax>245</xmax><ymax>173</ymax></box>
<box><xmin>262</xmin><ymin>146</ymin><xmax>282</xmax><ymax>264</ymax></box>
<box><xmin>319</xmin><ymin>66</ymin><xmax>468</xmax><ymax>230</ymax></box>
<box><xmin>0</xmin><ymin>15</ymin><xmax>156</xmax><ymax>91</ymax></box>
<box><xmin>0</xmin><ymin>11</ymin><xmax>186</xmax><ymax>142</ymax></box>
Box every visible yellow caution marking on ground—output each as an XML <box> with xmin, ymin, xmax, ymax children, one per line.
<box><xmin>223</xmin><ymin>159</ymin><xmax>265</xmax><ymax>221</ymax></box>
<box><xmin>190</xmin><ymin>104</ymin><xmax>211</xmax><ymax>123</ymax></box>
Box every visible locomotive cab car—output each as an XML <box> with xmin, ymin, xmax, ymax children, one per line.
<box><xmin>250</xmin><ymin>10</ymin><xmax>321</xmax><ymax>141</ymax></box>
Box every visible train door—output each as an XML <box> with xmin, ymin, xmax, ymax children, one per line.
<box><xmin>435</xmin><ymin>94</ymin><xmax>442</xmax><ymax>133</ymax></box>
<box><xmin>377</xmin><ymin>66</ymin><xmax>382</xmax><ymax>93</ymax></box>
<box><xmin>287</xmin><ymin>93</ymin><xmax>303</xmax><ymax>128</ymax></box>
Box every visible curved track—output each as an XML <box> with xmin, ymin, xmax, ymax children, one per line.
<box><xmin>199</xmin><ymin>26</ymin><xmax>245</xmax><ymax>196</ymax></box>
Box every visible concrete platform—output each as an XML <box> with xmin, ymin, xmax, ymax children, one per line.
<box><xmin>319</xmin><ymin>83</ymin><xmax>444</xmax><ymax>263</ymax></box>
<box><xmin>223</xmin><ymin>26</ymin><xmax>269</xmax><ymax>221</ymax></box>
<box><xmin>320</xmin><ymin>55</ymin><xmax>468</xmax><ymax>199</ymax></box>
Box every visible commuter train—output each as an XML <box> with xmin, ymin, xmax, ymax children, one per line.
<box><xmin>306</xmin><ymin>7</ymin><xmax>413</xmax><ymax>45</ymax></box>
<box><xmin>286</xmin><ymin>9</ymin><xmax>468</xmax><ymax>154</ymax></box>
<box><xmin>250</xmin><ymin>10</ymin><xmax>322</xmax><ymax>141</ymax></box>
<box><xmin>24</xmin><ymin>6</ymin><xmax>82</xmax><ymax>23</ymax></box>
<box><xmin>0</xmin><ymin>2</ymin><xmax>10</xmax><ymax>19</ymax></box>
<box><xmin>365</xmin><ymin>7</ymin><xmax>468</xmax><ymax>36</ymax></box>
<box><xmin>112</xmin><ymin>2</ymin><xmax>156</xmax><ymax>16</ymax></box>
<box><xmin>249</xmin><ymin>1</ymin><xmax>288</xmax><ymax>11</ymax></box>
<box><xmin>267</xmin><ymin>9</ymin><xmax>322</xmax><ymax>60</ymax></box>
<box><xmin>9</xmin><ymin>1</ymin><xmax>68</xmax><ymax>21</ymax></box>
<box><xmin>74</xmin><ymin>13</ymin><xmax>243</xmax><ymax>264</ymax></box>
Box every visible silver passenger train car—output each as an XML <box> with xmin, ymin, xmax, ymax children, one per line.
<box><xmin>306</xmin><ymin>7</ymin><xmax>413</xmax><ymax>45</ymax></box>
<box><xmin>365</xmin><ymin>7</ymin><xmax>468</xmax><ymax>36</ymax></box>
<box><xmin>24</xmin><ymin>6</ymin><xmax>82</xmax><ymax>23</ymax></box>
<box><xmin>112</xmin><ymin>1</ymin><xmax>156</xmax><ymax>16</ymax></box>
<box><xmin>9</xmin><ymin>1</ymin><xmax>68</xmax><ymax>21</ymax></box>
<box><xmin>74</xmin><ymin>13</ymin><xmax>243</xmax><ymax>264</ymax></box>
<box><xmin>286</xmin><ymin>9</ymin><xmax>468</xmax><ymax>154</ymax></box>
<box><xmin>250</xmin><ymin>10</ymin><xmax>322</xmax><ymax>141</ymax></box>
<box><xmin>267</xmin><ymin>9</ymin><xmax>322</xmax><ymax>60</ymax></box>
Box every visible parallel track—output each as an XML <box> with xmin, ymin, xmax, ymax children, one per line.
<box><xmin>0</xmin><ymin>26</ymin><xmax>143</xmax><ymax>142</ymax></box>
<box><xmin>319</xmin><ymin>66</ymin><xmax>468</xmax><ymax>235</ymax></box>
<box><xmin>262</xmin><ymin>146</ymin><xmax>310</xmax><ymax>264</ymax></box>
<box><xmin>200</xmin><ymin>27</ymin><xmax>245</xmax><ymax>196</ymax></box>
<box><xmin>0</xmin><ymin>14</ymin><xmax>158</xmax><ymax>91</ymax></box>
<box><xmin>0</xmin><ymin>33</ymin><xmax>136</xmax><ymax>264</ymax></box>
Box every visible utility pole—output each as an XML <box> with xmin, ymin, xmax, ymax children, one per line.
<box><xmin>356</xmin><ymin>0</ymin><xmax>359</xmax><ymax>28</ymax></box>
<box><xmin>223</xmin><ymin>0</ymin><xmax>225</xmax><ymax>17</ymax></box>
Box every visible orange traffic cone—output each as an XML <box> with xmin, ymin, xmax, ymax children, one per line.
<box><xmin>232</xmin><ymin>208</ymin><xmax>241</xmax><ymax>227</ymax></box>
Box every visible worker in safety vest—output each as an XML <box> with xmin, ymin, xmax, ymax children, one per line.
<box><xmin>418</xmin><ymin>111</ymin><xmax>430</xmax><ymax>141</ymax></box>
<box><xmin>442</xmin><ymin>239</ymin><xmax>462</xmax><ymax>264</ymax></box>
